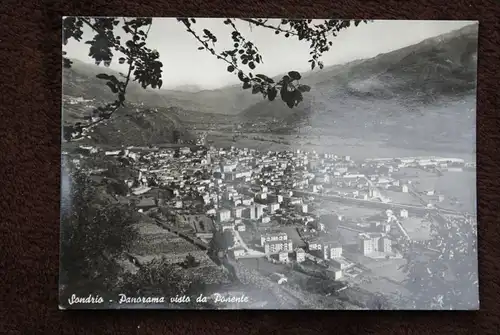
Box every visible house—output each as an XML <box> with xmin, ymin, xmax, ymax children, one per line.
<box><xmin>379</xmin><ymin>236</ymin><xmax>392</xmax><ymax>253</ymax></box>
<box><xmin>330</xmin><ymin>243</ymin><xmax>343</xmax><ymax>259</ymax></box>
<box><xmin>400</xmin><ymin>209</ymin><xmax>409</xmax><ymax>218</ymax></box>
<box><xmin>295</xmin><ymin>248</ymin><xmax>306</xmax><ymax>263</ymax></box>
<box><xmin>278</xmin><ymin>250</ymin><xmax>289</xmax><ymax>263</ymax></box>
<box><xmin>264</xmin><ymin>239</ymin><xmax>293</xmax><ymax>254</ymax></box>
<box><xmin>358</xmin><ymin>233</ymin><xmax>392</xmax><ymax>255</ymax></box>
<box><xmin>242</xmin><ymin>196</ymin><xmax>253</xmax><ymax>206</ymax></box>
<box><xmin>232</xmin><ymin>206</ymin><xmax>246</xmax><ymax>219</ymax></box>
<box><xmin>328</xmin><ymin>267</ymin><xmax>343</xmax><ymax>280</ymax></box>
<box><xmin>243</xmin><ymin>204</ymin><xmax>265</xmax><ymax>220</ymax></box>
<box><xmin>321</xmin><ymin>243</ymin><xmax>342</xmax><ymax>260</ymax></box>
<box><xmin>295</xmin><ymin>203</ymin><xmax>308</xmax><ymax>213</ymax></box>
<box><xmin>236</xmin><ymin>224</ymin><xmax>246</xmax><ymax>232</ymax></box>
<box><xmin>136</xmin><ymin>197</ymin><xmax>157</xmax><ymax>211</ymax></box>
<box><xmin>255</xmin><ymin>204</ymin><xmax>266</xmax><ymax>218</ymax></box>
<box><xmin>217</xmin><ymin>209</ymin><xmax>231</xmax><ymax>222</ymax></box>
<box><xmin>180</xmin><ymin>147</ymin><xmax>191</xmax><ymax>155</ymax></box>
<box><xmin>221</xmin><ymin>222</ymin><xmax>234</xmax><ymax>231</ymax></box>
<box><xmin>359</xmin><ymin>233</ymin><xmax>377</xmax><ymax>255</ymax></box>
<box><xmin>268</xmin><ymin>202</ymin><xmax>280</xmax><ymax>214</ymax></box>
<box><xmin>307</xmin><ymin>240</ymin><xmax>322</xmax><ymax>251</ymax></box>
<box><xmin>232</xmin><ymin>248</ymin><xmax>246</xmax><ymax>258</ymax></box>
<box><xmin>260</xmin><ymin>232</ymin><xmax>288</xmax><ymax>246</ymax></box>
<box><xmin>288</xmin><ymin>197</ymin><xmax>302</xmax><ymax>205</ymax></box>
<box><xmin>330</xmin><ymin>258</ymin><xmax>350</xmax><ymax>270</ymax></box>
<box><xmin>261</xmin><ymin>216</ymin><xmax>271</xmax><ymax>224</ymax></box>
<box><xmin>256</xmin><ymin>192</ymin><xmax>268</xmax><ymax>201</ymax></box>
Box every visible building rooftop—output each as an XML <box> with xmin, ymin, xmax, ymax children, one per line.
<box><xmin>265</xmin><ymin>239</ymin><xmax>293</xmax><ymax>247</ymax></box>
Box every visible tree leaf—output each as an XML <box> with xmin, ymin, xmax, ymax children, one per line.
<box><xmin>242</xmin><ymin>82</ymin><xmax>251</xmax><ymax>89</ymax></box>
<box><xmin>96</xmin><ymin>73</ymin><xmax>111</xmax><ymax>80</ymax></box>
<box><xmin>251</xmin><ymin>84</ymin><xmax>261</xmax><ymax>94</ymax></box>
<box><xmin>267</xmin><ymin>87</ymin><xmax>277</xmax><ymax>101</ymax></box>
<box><xmin>106</xmin><ymin>81</ymin><xmax>118</xmax><ymax>93</ymax></box>
<box><xmin>237</xmin><ymin>71</ymin><xmax>245</xmax><ymax>82</ymax></box>
<box><xmin>256</xmin><ymin>74</ymin><xmax>274</xmax><ymax>83</ymax></box>
<box><xmin>298</xmin><ymin>84</ymin><xmax>311</xmax><ymax>92</ymax></box>
<box><xmin>288</xmin><ymin>71</ymin><xmax>301</xmax><ymax>80</ymax></box>
<box><xmin>227</xmin><ymin>65</ymin><xmax>235</xmax><ymax>73</ymax></box>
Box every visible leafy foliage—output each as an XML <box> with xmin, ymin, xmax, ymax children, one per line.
<box><xmin>118</xmin><ymin>256</ymin><xmax>212</xmax><ymax>308</ymax></box>
<box><xmin>63</xmin><ymin>17</ymin><xmax>160</xmax><ymax>140</ymax></box>
<box><xmin>59</xmin><ymin>168</ymin><xmax>139</xmax><ymax>297</ymax></box>
<box><xmin>178</xmin><ymin>18</ymin><xmax>366</xmax><ymax>109</ymax></box>
<box><xmin>62</xmin><ymin>17</ymin><xmax>368</xmax><ymax>140</ymax></box>
<box><xmin>209</xmin><ymin>228</ymin><xmax>235</xmax><ymax>253</ymax></box>
<box><xmin>399</xmin><ymin>214</ymin><xmax>478</xmax><ymax>309</ymax></box>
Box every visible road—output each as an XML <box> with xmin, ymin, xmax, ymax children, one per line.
<box><xmin>293</xmin><ymin>189</ymin><xmax>463</xmax><ymax>216</ymax></box>
<box><xmin>232</xmin><ymin>230</ymin><xmax>266</xmax><ymax>258</ymax></box>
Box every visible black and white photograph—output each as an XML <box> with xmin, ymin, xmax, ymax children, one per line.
<box><xmin>60</xmin><ymin>17</ymin><xmax>478</xmax><ymax>310</ymax></box>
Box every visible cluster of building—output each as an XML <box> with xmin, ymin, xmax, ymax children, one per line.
<box><xmin>72</xmin><ymin>140</ymin><xmax>474</xmax><ymax>283</ymax></box>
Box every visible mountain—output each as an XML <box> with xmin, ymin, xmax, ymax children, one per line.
<box><xmin>241</xmin><ymin>23</ymin><xmax>478</xmax><ymax>120</ymax></box>
<box><xmin>63</xmin><ymin>60</ymin><xmax>262</xmax><ymax>115</ymax></box>
<box><xmin>62</xmin><ymin>97</ymin><xmax>195</xmax><ymax>146</ymax></box>
<box><xmin>167</xmin><ymin>84</ymin><xmax>203</xmax><ymax>92</ymax></box>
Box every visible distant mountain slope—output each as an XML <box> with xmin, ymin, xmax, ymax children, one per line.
<box><xmin>63</xmin><ymin>60</ymin><xmax>262</xmax><ymax>115</ymax></box>
<box><xmin>241</xmin><ymin>23</ymin><xmax>478</xmax><ymax>120</ymax></box>
<box><xmin>62</xmin><ymin>97</ymin><xmax>194</xmax><ymax>146</ymax></box>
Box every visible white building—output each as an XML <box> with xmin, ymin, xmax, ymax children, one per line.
<box><xmin>278</xmin><ymin>251</ymin><xmax>289</xmax><ymax>263</ymax></box>
<box><xmin>268</xmin><ymin>202</ymin><xmax>280</xmax><ymax>214</ymax></box>
<box><xmin>400</xmin><ymin>209</ymin><xmax>409</xmax><ymax>218</ymax></box>
<box><xmin>330</xmin><ymin>244</ymin><xmax>343</xmax><ymax>259</ymax></box>
<box><xmin>261</xmin><ymin>232</ymin><xmax>288</xmax><ymax>246</ymax></box>
<box><xmin>295</xmin><ymin>248</ymin><xmax>306</xmax><ymax>263</ymax></box>
<box><xmin>264</xmin><ymin>239</ymin><xmax>293</xmax><ymax>254</ymax></box>
<box><xmin>358</xmin><ymin>233</ymin><xmax>392</xmax><ymax>255</ymax></box>
<box><xmin>217</xmin><ymin>209</ymin><xmax>231</xmax><ymax>222</ymax></box>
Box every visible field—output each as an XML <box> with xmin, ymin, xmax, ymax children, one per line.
<box><xmin>435</xmin><ymin>171</ymin><xmax>476</xmax><ymax>213</ymax></box>
<box><xmin>175</xmin><ymin>214</ymin><xmax>215</xmax><ymax>233</ymax></box>
<box><xmin>315</xmin><ymin>202</ymin><xmax>383</xmax><ymax>220</ymax></box>
<box><xmin>281</xmin><ymin>227</ymin><xmax>307</xmax><ymax>248</ymax></box>
<box><xmin>337</xmin><ymin>228</ymin><xmax>362</xmax><ymax>245</ymax></box>
<box><xmin>346</xmin><ymin>254</ymin><xmax>411</xmax><ymax>300</ymax></box>
<box><xmin>238</xmin><ymin>258</ymin><xmax>290</xmax><ymax>276</ymax></box>
<box><xmin>400</xmin><ymin>217</ymin><xmax>432</xmax><ymax>241</ymax></box>
<box><xmin>129</xmin><ymin>221</ymin><xmax>231</xmax><ymax>286</ymax></box>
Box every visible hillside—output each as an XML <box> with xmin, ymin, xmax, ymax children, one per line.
<box><xmin>241</xmin><ymin>23</ymin><xmax>478</xmax><ymax>120</ymax></box>
<box><xmin>62</xmin><ymin>97</ymin><xmax>194</xmax><ymax>146</ymax></box>
<box><xmin>63</xmin><ymin>60</ymin><xmax>262</xmax><ymax>115</ymax></box>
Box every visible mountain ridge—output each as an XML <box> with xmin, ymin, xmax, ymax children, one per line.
<box><xmin>240</xmin><ymin>23</ymin><xmax>478</xmax><ymax>120</ymax></box>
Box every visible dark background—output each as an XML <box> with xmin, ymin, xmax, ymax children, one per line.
<box><xmin>0</xmin><ymin>0</ymin><xmax>499</xmax><ymax>334</ymax></box>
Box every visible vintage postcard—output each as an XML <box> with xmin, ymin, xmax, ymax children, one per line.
<box><xmin>60</xmin><ymin>17</ymin><xmax>479</xmax><ymax>310</ymax></box>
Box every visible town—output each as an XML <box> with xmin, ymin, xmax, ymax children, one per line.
<box><xmin>66</xmin><ymin>135</ymin><xmax>477</xmax><ymax>308</ymax></box>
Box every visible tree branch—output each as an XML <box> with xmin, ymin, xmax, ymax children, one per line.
<box><xmin>239</xmin><ymin>18</ymin><xmax>298</xmax><ymax>36</ymax></box>
<box><xmin>178</xmin><ymin>19</ymin><xmax>251</xmax><ymax>82</ymax></box>
<box><xmin>67</xmin><ymin>19</ymin><xmax>139</xmax><ymax>138</ymax></box>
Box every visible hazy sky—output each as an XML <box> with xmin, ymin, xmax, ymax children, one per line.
<box><xmin>65</xmin><ymin>19</ymin><xmax>475</xmax><ymax>90</ymax></box>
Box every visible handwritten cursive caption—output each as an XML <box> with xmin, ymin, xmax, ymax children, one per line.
<box><xmin>66</xmin><ymin>293</ymin><xmax>249</xmax><ymax>305</ymax></box>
